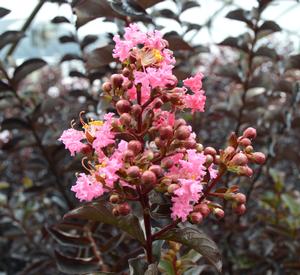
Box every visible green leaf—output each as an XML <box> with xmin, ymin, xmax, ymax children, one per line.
<box><xmin>282</xmin><ymin>194</ymin><xmax>300</xmax><ymax>216</ymax></box>
<box><xmin>158</xmin><ymin>227</ymin><xmax>222</xmax><ymax>272</ymax></box>
<box><xmin>13</xmin><ymin>58</ymin><xmax>47</xmax><ymax>85</ymax></box>
<box><xmin>64</xmin><ymin>200</ymin><xmax>146</xmax><ymax>244</ymax></box>
<box><xmin>159</xmin><ymin>259</ymin><xmax>175</xmax><ymax>275</ymax></box>
<box><xmin>54</xmin><ymin>250</ymin><xmax>99</xmax><ymax>274</ymax></box>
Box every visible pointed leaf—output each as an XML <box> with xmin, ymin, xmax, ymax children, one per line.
<box><xmin>0</xmin><ymin>80</ymin><xmax>13</xmax><ymax>92</ymax></box>
<box><xmin>219</xmin><ymin>36</ymin><xmax>248</xmax><ymax>52</ymax></box>
<box><xmin>164</xmin><ymin>32</ymin><xmax>193</xmax><ymax>51</ymax></box>
<box><xmin>181</xmin><ymin>1</ymin><xmax>200</xmax><ymax>12</ymax></box>
<box><xmin>86</xmin><ymin>45</ymin><xmax>114</xmax><ymax>70</ymax></box>
<box><xmin>226</xmin><ymin>8</ymin><xmax>253</xmax><ymax>28</ymax></box>
<box><xmin>61</xmin><ymin>53</ymin><xmax>83</xmax><ymax>62</ymax></box>
<box><xmin>59</xmin><ymin>35</ymin><xmax>77</xmax><ymax>44</ymax></box>
<box><xmin>138</xmin><ymin>0</ymin><xmax>164</xmax><ymax>9</ymax></box>
<box><xmin>110</xmin><ymin>0</ymin><xmax>150</xmax><ymax>20</ymax></box>
<box><xmin>286</xmin><ymin>54</ymin><xmax>300</xmax><ymax>71</ymax></box>
<box><xmin>13</xmin><ymin>58</ymin><xmax>47</xmax><ymax>85</ymax></box>
<box><xmin>51</xmin><ymin>16</ymin><xmax>71</xmax><ymax>24</ymax></box>
<box><xmin>257</xmin><ymin>21</ymin><xmax>281</xmax><ymax>39</ymax></box>
<box><xmin>81</xmin><ymin>35</ymin><xmax>98</xmax><ymax>50</ymax></box>
<box><xmin>255</xmin><ymin>46</ymin><xmax>277</xmax><ymax>60</ymax></box>
<box><xmin>0</xmin><ymin>7</ymin><xmax>10</xmax><ymax>18</ymax></box>
<box><xmin>64</xmin><ymin>200</ymin><xmax>146</xmax><ymax>244</ymax></box>
<box><xmin>0</xmin><ymin>31</ymin><xmax>24</xmax><ymax>50</ymax></box>
<box><xmin>55</xmin><ymin>250</ymin><xmax>99</xmax><ymax>274</ymax></box>
<box><xmin>158</xmin><ymin>227</ymin><xmax>222</xmax><ymax>272</ymax></box>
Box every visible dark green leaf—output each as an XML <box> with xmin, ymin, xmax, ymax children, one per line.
<box><xmin>47</xmin><ymin>226</ymin><xmax>91</xmax><ymax>248</ymax></box>
<box><xmin>1</xmin><ymin>118</ymin><xmax>30</xmax><ymax>130</ymax></box>
<box><xmin>0</xmin><ymin>80</ymin><xmax>13</xmax><ymax>92</ymax></box>
<box><xmin>64</xmin><ymin>200</ymin><xmax>146</xmax><ymax>244</ymax></box>
<box><xmin>159</xmin><ymin>259</ymin><xmax>175</xmax><ymax>275</ymax></box>
<box><xmin>158</xmin><ymin>227</ymin><xmax>222</xmax><ymax>272</ymax></box>
<box><xmin>86</xmin><ymin>45</ymin><xmax>114</xmax><ymax>70</ymax></box>
<box><xmin>54</xmin><ymin>250</ymin><xmax>99</xmax><ymax>274</ymax></box>
<box><xmin>0</xmin><ymin>31</ymin><xmax>24</xmax><ymax>50</ymax></box>
<box><xmin>81</xmin><ymin>35</ymin><xmax>98</xmax><ymax>50</ymax></box>
<box><xmin>0</xmin><ymin>7</ymin><xmax>10</xmax><ymax>18</ymax></box>
<box><xmin>59</xmin><ymin>35</ymin><xmax>77</xmax><ymax>44</ymax></box>
<box><xmin>181</xmin><ymin>1</ymin><xmax>200</xmax><ymax>12</ymax></box>
<box><xmin>255</xmin><ymin>46</ymin><xmax>277</xmax><ymax>60</ymax></box>
<box><xmin>129</xmin><ymin>255</ymin><xmax>148</xmax><ymax>275</ymax></box>
<box><xmin>51</xmin><ymin>16</ymin><xmax>71</xmax><ymax>24</ymax></box>
<box><xmin>226</xmin><ymin>8</ymin><xmax>253</xmax><ymax>27</ymax></box>
<box><xmin>282</xmin><ymin>194</ymin><xmax>300</xmax><ymax>216</ymax></box>
<box><xmin>13</xmin><ymin>58</ymin><xmax>47</xmax><ymax>85</ymax></box>
<box><xmin>144</xmin><ymin>263</ymin><xmax>158</xmax><ymax>275</ymax></box>
<box><xmin>164</xmin><ymin>32</ymin><xmax>193</xmax><ymax>51</ymax></box>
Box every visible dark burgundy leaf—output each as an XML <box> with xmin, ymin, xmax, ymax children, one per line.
<box><xmin>13</xmin><ymin>58</ymin><xmax>47</xmax><ymax>85</ymax></box>
<box><xmin>1</xmin><ymin>118</ymin><xmax>30</xmax><ymax>130</ymax></box>
<box><xmin>215</xmin><ymin>65</ymin><xmax>242</xmax><ymax>83</ymax></box>
<box><xmin>218</xmin><ymin>36</ymin><xmax>248</xmax><ymax>52</ymax></box>
<box><xmin>226</xmin><ymin>8</ymin><xmax>253</xmax><ymax>28</ymax></box>
<box><xmin>181</xmin><ymin>0</ymin><xmax>201</xmax><ymax>12</ymax></box>
<box><xmin>257</xmin><ymin>20</ymin><xmax>281</xmax><ymax>39</ymax></box>
<box><xmin>0</xmin><ymin>7</ymin><xmax>10</xmax><ymax>18</ymax></box>
<box><xmin>164</xmin><ymin>32</ymin><xmax>193</xmax><ymax>51</ymax></box>
<box><xmin>54</xmin><ymin>250</ymin><xmax>99</xmax><ymax>274</ymax></box>
<box><xmin>255</xmin><ymin>46</ymin><xmax>277</xmax><ymax>60</ymax></box>
<box><xmin>80</xmin><ymin>34</ymin><xmax>98</xmax><ymax>50</ymax></box>
<box><xmin>0</xmin><ymin>80</ymin><xmax>13</xmax><ymax>92</ymax></box>
<box><xmin>61</xmin><ymin>53</ymin><xmax>83</xmax><ymax>62</ymax></box>
<box><xmin>0</xmin><ymin>31</ymin><xmax>24</xmax><ymax>50</ymax></box>
<box><xmin>138</xmin><ymin>0</ymin><xmax>164</xmax><ymax>9</ymax></box>
<box><xmin>59</xmin><ymin>35</ymin><xmax>77</xmax><ymax>44</ymax></box>
<box><xmin>51</xmin><ymin>16</ymin><xmax>71</xmax><ymax>24</ymax></box>
<box><xmin>153</xmin><ymin>9</ymin><xmax>179</xmax><ymax>21</ymax></box>
<box><xmin>286</xmin><ymin>54</ymin><xmax>300</xmax><ymax>70</ymax></box>
<box><xmin>69</xmin><ymin>70</ymin><xmax>87</xmax><ymax>78</ymax></box>
<box><xmin>86</xmin><ymin>45</ymin><xmax>114</xmax><ymax>70</ymax></box>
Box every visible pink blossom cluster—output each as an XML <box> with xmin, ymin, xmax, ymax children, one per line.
<box><xmin>59</xmin><ymin>24</ymin><xmax>265</xmax><ymax>223</ymax></box>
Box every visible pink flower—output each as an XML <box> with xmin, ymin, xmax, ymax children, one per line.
<box><xmin>71</xmin><ymin>173</ymin><xmax>104</xmax><ymax>201</ymax></box>
<box><xmin>153</xmin><ymin>110</ymin><xmax>175</xmax><ymax>127</ymax></box>
<box><xmin>183</xmin><ymin>73</ymin><xmax>204</xmax><ymax>93</ymax></box>
<box><xmin>59</xmin><ymin>128</ymin><xmax>85</xmax><ymax>156</ymax></box>
<box><xmin>171</xmin><ymin>179</ymin><xmax>203</xmax><ymax>221</ymax></box>
<box><xmin>184</xmin><ymin>90</ymin><xmax>206</xmax><ymax>113</ymax></box>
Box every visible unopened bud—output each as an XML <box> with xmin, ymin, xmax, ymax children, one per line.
<box><xmin>194</xmin><ymin>203</ymin><xmax>211</xmax><ymax>217</ymax></box>
<box><xmin>127</xmin><ymin>166</ymin><xmax>140</xmax><ymax>178</ymax></box>
<box><xmin>230</xmin><ymin>152</ymin><xmax>248</xmax><ymax>166</ymax></box>
<box><xmin>102</xmin><ymin>82</ymin><xmax>112</xmax><ymax>93</ymax></box>
<box><xmin>112</xmin><ymin>207</ymin><xmax>120</xmax><ymax>216</ymax></box>
<box><xmin>124</xmin><ymin>149</ymin><xmax>134</xmax><ymax>161</ymax></box>
<box><xmin>196</xmin><ymin>143</ymin><xmax>204</xmax><ymax>152</ymax></box>
<box><xmin>153</xmin><ymin>98</ymin><xmax>164</xmax><ymax>109</ymax></box>
<box><xmin>119</xmin><ymin>113</ymin><xmax>132</xmax><ymax>126</ymax></box>
<box><xmin>111</xmin><ymin>74</ymin><xmax>123</xmax><ymax>89</ymax></box>
<box><xmin>128</xmin><ymin>140</ymin><xmax>142</xmax><ymax>154</ymax></box>
<box><xmin>213</xmin><ymin>208</ymin><xmax>225</xmax><ymax>219</ymax></box>
<box><xmin>174</xmin><ymin>119</ymin><xmax>187</xmax><ymax>129</ymax></box>
<box><xmin>141</xmin><ymin>171</ymin><xmax>157</xmax><ymax>185</ymax></box>
<box><xmin>162</xmin><ymin>158</ymin><xmax>174</xmax><ymax>169</ymax></box>
<box><xmin>183</xmin><ymin>139</ymin><xmax>196</xmax><ymax>149</ymax></box>
<box><xmin>239</xmin><ymin>138</ymin><xmax>251</xmax><ymax>147</ymax></box>
<box><xmin>155</xmin><ymin>137</ymin><xmax>165</xmax><ymax>148</ymax></box>
<box><xmin>250</xmin><ymin>152</ymin><xmax>266</xmax><ymax>164</ymax></box>
<box><xmin>235</xmin><ymin>204</ymin><xmax>246</xmax><ymax>215</ymax></box>
<box><xmin>204</xmin><ymin>147</ymin><xmax>217</xmax><ymax>156</ymax></box>
<box><xmin>234</xmin><ymin>193</ymin><xmax>246</xmax><ymax>204</ymax></box>
<box><xmin>122</xmin><ymin>67</ymin><xmax>131</xmax><ymax>77</ymax></box>
<box><xmin>119</xmin><ymin>203</ymin><xmax>131</xmax><ymax>216</ymax></box>
<box><xmin>109</xmin><ymin>194</ymin><xmax>120</xmax><ymax>204</ymax></box>
<box><xmin>149</xmin><ymin>165</ymin><xmax>164</xmax><ymax>178</ymax></box>
<box><xmin>243</xmin><ymin>127</ymin><xmax>257</xmax><ymax>139</ymax></box>
<box><xmin>205</xmin><ymin>154</ymin><xmax>214</xmax><ymax>166</ymax></box>
<box><xmin>159</xmin><ymin>126</ymin><xmax>173</xmax><ymax>140</ymax></box>
<box><xmin>238</xmin><ymin>166</ymin><xmax>253</xmax><ymax>177</ymax></box>
<box><xmin>175</xmin><ymin>125</ymin><xmax>190</xmax><ymax>140</ymax></box>
<box><xmin>168</xmin><ymin>183</ymin><xmax>179</xmax><ymax>193</ymax></box>
<box><xmin>245</xmin><ymin>145</ymin><xmax>253</xmax><ymax>154</ymax></box>
<box><xmin>116</xmin><ymin>99</ymin><xmax>131</xmax><ymax>114</ymax></box>
<box><xmin>131</xmin><ymin>104</ymin><xmax>142</xmax><ymax>118</ymax></box>
<box><xmin>189</xmin><ymin>212</ymin><xmax>203</xmax><ymax>224</ymax></box>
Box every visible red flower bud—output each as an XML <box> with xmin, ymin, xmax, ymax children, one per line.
<box><xmin>116</xmin><ymin>99</ymin><xmax>131</xmax><ymax>114</ymax></box>
<box><xmin>122</xmin><ymin>67</ymin><xmax>131</xmax><ymax>77</ymax></box>
<box><xmin>119</xmin><ymin>113</ymin><xmax>132</xmax><ymax>126</ymax></box>
<box><xmin>102</xmin><ymin>82</ymin><xmax>112</xmax><ymax>93</ymax></box>
<box><xmin>109</xmin><ymin>194</ymin><xmax>120</xmax><ymax>204</ymax></box>
<box><xmin>167</xmin><ymin>183</ymin><xmax>179</xmax><ymax>193</ymax></box>
<box><xmin>159</xmin><ymin>126</ymin><xmax>173</xmax><ymax>140</ymax></box>
<box><xmin>189</xmin><ymin>212</ymin><xmax>203</xmax><ymax>224</ymax></box>
<box><xmin>239</xmin><ymin>138</ymin><xmax>251</xmax><ymax>147</ymax></box>
<box><xmin>230</xmin><ymin>152</ymin><xmax>248</xmax><ymax>166</ymax></box>
<box><xmin>250</xmin><ymin>152</ymin><xmax>266</xmax><ymax>164</ymax></box>
<box><xmin>128</xmin><ymin>140</ymin><xmax>142</xmax><ymax>154</ymax></box>
<box><xmin>149</xmin><ymin>165</ymin><xmax>163</xmax><ymax>178</ymax></box>
<box><xmin>162</xmin><ymin>158</ymin><xmax>174</xmax><ymax>169</ymax></box>
<box><xmin>213</xmin><ymin>208</ymin><xmax>225</xmax><ymax>219</ymax></box>
<box><xmin>174</xmin><ymin>118</ymin><xmax>187</xmax><ymax>129</ymax></box>
<box><xmin>235</xmin><ymin>204</ymin><xmax>246</xmax><ymax>215</ymax></box>
<box><xmin>205</xmin><ymin>154</ymin><xmax>214</xmax><ymax>166</ymax></box>
<box><xmin>119</xmin><ymin>203</ymin><xmax>131</xmax><ymax>216</ymax></box>
<box><xmin>124</xmin><ymin>149</ymin><xmax>134</xmax><ymax>161</ymax></box>
<box><xmin>112</xmin><ymin>207</ymin><xmax>120</xmax><ymax>216</ymax></box>
<box><xmin>155</xmin><ymin>137</ymin><xmax>165</xmax><ymax>148</ymax></box>
<box><xmin>127</xmin><ymin>166</ymin><xmax>141</xmax><ymax>178</ymax></box>
<box><xmin>194</xmin><ymin>203</ymin><xmax>211</xmax><ymax>217</ymax></box>
<box><xmin>234</xmin><ymin>193</ymin><xmax>246</xmax><ymax>204</ymax></box>
<box><xmin>141</xmin><ymin>170</ymin><xmax>157</xmax><ymax>185</ymax></box>
<box><xmin>111</xmin><ymin>74</ymin><xmax>123</xmax><ymax>89</ymax></box>
<box><xmin>223</xmin><ymin>146</ymin><xmax>236</xmax><ymax>161</ymax></box>
<box><xmin>175</xmin><ymin>125</ymin><xmax>190</xmax><ymax>140</ymax></box>
<box><xmin>131</xmin><ymin>104</ymin><xmax>142</xmax><ymax>118</ymax></box>
<box><xmin>183</xmin><ymin>139</ymin><xmax>196</xmax><ymax>149</ymax></box>
<box><xmin>204</xmin><ymin>147</ymin><xmax>217</xmax><ymax>156</ymax></box>
<box><xmin>81</xmin><ymin>144</ymin><xmax>93</xmax><ymax>155</ymax></box>
<box><xmin>243</xmin><ymin>127</ymin><xmax>257</xmax><ymax>139</ymax></box>
<box><xmin>238</xmin><ymin>166</ymin><xmax>253</xmax><ymax>177</ymax></box>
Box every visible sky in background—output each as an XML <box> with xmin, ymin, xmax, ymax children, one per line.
<box><xmin>0</xmin><ymin>0</ymin><xmax>299</xmax><ymax>61</ymax></box>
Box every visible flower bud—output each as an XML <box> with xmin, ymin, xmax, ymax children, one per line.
<box><xmin>235</xmin><ymin>204</ymin><xmax>246</xmax><ymax>215</ymax></box>
<box><xmin>214</xmin><ymin>155</ymin><xmax>221</xmax><ymax>164</ymax></box>
<box><xmin>149</xmin><ymin>165</ymin><xmax>164</xmax><ymax>178</ymax></box>
<box><xmin>238</xmin><ymin>166</ymin><xmax>253</xmax><ymax>177</ymax></box>
<box><xmin>112</xmin><ymin>207</ymin><xmax>120</xmax><ymax>216</ymax></box>
<box><xmin>162</xmin><ymin>158</ymin><xmax>174</xmax><ymax>169</ymax></box>
<box><xmin>183</xmin><ymin>139</ymin><xmax>196</xmax><ymax>149</ymax></box>
<box><xmin>128</xmin><ymin>140</ymin><xmax>142</xmax><ymax>154</ymax></box>
<box><xmin>194</xmin><ymin>203</ymin><xmax>211</xmax><ymax>217</ymax></box>
<box><xmin>153</xmin><ymin>98</ymin><xmax>164</xmax><ymax>109</ymax></box>
<box><xmin>174</xmin><ymin>118</ymin><xmax>186</xmax><ymax>129</ymax></box>
<box><xmin>189</xmin><ymin>212</ymin><xmax>203</xmax><ymax>224</ymax></box>
<box><xmin>204</xmin><ymin>147</ymin><xmax>217</xmax><ymax>156</ymax></box>
<box><xmin>160</xmin><ymin>177</ymin><xmax>172</xmax><ymax>186</ymax></box>
<box><xmin>167</xmin><ymin>183</ymin><xmax>179</xmax><ymax>193</ymax></box>
<box><xmin>155</xmin><ymin>137</ymin><xmax>165</xmax><ymax>148</ymax></box>
<box><xmin>234</xmin><ymin>193</ymin><xmax>246</xmax><ymax>204</ymax></box>
<box><xmin>111</xmin><ymin>74</ymin><xmax>123</xmax><ymax>89</ymax></box>
<box><xmin>127</xmin><ymin>166</ymin><xmax>140</xmax><ymax>178</ymax></box>
<box><xmin>124</xmin><ymin>149</ymin><xmax>134</xmax><ymax>161</ymax></box>
<box><xmin>119</xmin><ymin>203</ymin><xmax>131</xmax><ymax>216</ymax></box>
<box><xmin>119</xmin><ymin>113</ymin><xmax>132</xmax><ymax>126</ymax></box>
<box><xmin>223</xmin><ymin>146</ymin><xmax>236</xmax><ymax>161</ymax></box>
<box><xmin>245</xmin><ymin>145</ymin><xmax>253</xmax><ymax>154</ymax></box>
<box><xmin>81</xmin><ymin>144</ymin><xmax>93</xmax><ymax>155</ymax></box>
<box><xmin>159</xmin><ymin>126</ymin><xmax>173</xmax><ymax>140</ymax></box>
<box><xmin>141</xmin><ymin>170</ymin><xmax>157</xmax><ymax>185</ymax></box>
<box><xmin>109</xmin><ymin>194</ymin><xmax>120</xmax><ymax>204</ymax></box>
<box><xmin>102</xmin><ymin>82</ymin><xmax>112</xmax><ymax>93</ymax></box>
<box><xmin>116</xmin><ymin>99</ymin><xmax>131</xmax><ymax>114</ymax></box>
<box><xmin>175</xmin><ymin>125</ymin><xmax>190</xmax><ymax>140</ymax></box>
<box><xmin>230</xmin><ymin>152</ymin><xmax>248</xmax><ymax>166</ymax></box>
<box><xmin>243</xmin><ymin>127</ymin><xmax>257</xmax><ymax>139</ymax></box>
<box><xmin>239</xmin><ymin>138</ymin><xmax>251</xmax><ymax>147</ymax></box>
<box><xmin>213</xmin><ymin>208</ymin><xmax>225</xmax><ymax>219</ymax></box>
<box><xmin>122</xmin><ymin>67</ymin><xmax>131</xmax><ymax>77</ymax></box>
<box><xmin>131</xmin><ymin>104</ymin><xmax>142</xmax><ymax>118</ymax></box>
<box><xmin>205</xmin><ymin>154</ymin><xmax>214</xmax><ymax>166</ymax></box>
<box><xmin>249</xmin><ymin>152</ymin><xmax>266</xmax><ymax>164</ymax></box>
<box><xmin>196</xmin><ymin>143</ymin><xmax>204</xmax><ymax>152</ymax></box>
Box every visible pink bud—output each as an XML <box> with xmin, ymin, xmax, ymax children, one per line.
<box><xmin>102</xmin><ymin>82</ymin><xmax>112</xmax><ymax>93</ymax></box>
<box><xmin>234</xmin><ymin>193</ymin><xmax>246</xmax><ymax>204</ymax></box>
<box><xmin>239</xmin><ymin>138</ymin><xmax>251</xmax><ymax>147</ymax></box>
<box><xmin>153</xmin><ymin>98</ymin><xmax>164</xmax><ymax>109</ymax></box>
<box><xmin>238</xmin><ymin>166</ymin><xmax>253</xmax><ymax>177</ymax></box>
<box><xmin>149</xmin><ymin>165</ymin><xmax>164</xmax><ymax>178</ymax></box>
<box><xmin>112</xmin><ymin>207</ymin><xmax>120</xmax><ymax>216</ymax></box>
<box><xmin>159</xmin><ymin>126</ymin><xmax>173</xmax><ymax>140</ymax></box>
<box><xmin>243</xmin><ymin>127</ymin><xmax>257</xmax><ymax>139</ymax></box>
<box><xmin>174</xmin><ymin>118</ymin><xmax>187</xmax><ymax>129</ymax></box>
<box><xmin>119</xmin><ymin>113</ymin><xmax>132</xmax><ymax>126</ymax></box>
<box><xmin>167</xmin><ymin>183</ymin><xmax>179</xmax><ymax>193</ymax></box>
<box><xmin>250</xmin><ymin>152</ymin><xmax>266</xmax><ymax>164</ymax></box>
<box><xmin>128</xmin><ymin>140</ymin><xmax>142</xmax><ymax>154</ymax></box>
<box><xmin>162</xmin><ymin>158</ymin><xmax>174</xmax><ymax>169</ymax></box>
<box><xmin>155</xmin><ymin>137</ymin><xmax>165</xmax><ymax>148</ymax></box>
<box><xmin>230</xmin><ymin>152</ymin><xmax>248</xmax><ymax>166</ymax></box>
<box><xmin>127</xmin><ymin>166</ymin><xmax>140</xmax><ymax>178</ymax></box>
<box><xmin>183</xmin><ymin>139</ymin><xmax>196</xmax><ymax>149</ymax></box>
<box><xmin>131</xmin><ymin>104</ymin><xmax>142</xmax><ymax>118</ymax></box>
<box><xmin>122</xmin><ymin>67</ymin><xmax>131</xmax><ymax>77</ymax></box>
<box><xmin>109</xmin><ymin>194</ymin><xmax>120</xmax><ymax>204</ymax></box>
<box><xmin>111</xmin><ymin>74</ymin><xmax>123</xmax><ymax>89</ymax></box>
<box><xmin>119</xmin><ymin>203</ymin><xmax>131</xmax><ymax>216</ymax></box>
<box><xmin>245</xmin><ymin>145</ymin><xmax>253</xmax><ymax>153</ymax></box>
<box><xmin>175</xmin><ymin>125</ymin><xmax>190</xmax><ymax>140</ymax></box>
<box><xmin>141</xmin><ymin>170</ymin><xmax>157</xmax><ymax>185</ymax></box>
<box><xmin>194</xmin><ymin>203</ymin><xmax>211</xmax><ymax>217</ymax></box>
<box><xmin>204</xmin><ymin>147</ymin><xmax>217</xmax><ymax>156</ymax></box>
<box><xmin>214</xmin><ymin>208</ymin><xmax>225</xmax><ymax>219</ymax></box>
<box><xmin>116</xmin><ymin>99</ymin><xmax>131</xmax><ymax>114</ymax></box>
<box><xmin>189</xmin><ymin>212</ymin><xmax>203</xmax><ymax>224</ymax></box>
<box><xmin>205</xmin><ymin>154</ymin><xmax>214</xmax><ymax>165</ymax></box>
<box><xmin>235</xmin><ymin>204</ymin><xmax>246</xmax><ymax>215</ymax></box>
<box><xmin>124</xmin><ymin>149</ymin><xmax>134</xmax><ymax>161</ymax></box>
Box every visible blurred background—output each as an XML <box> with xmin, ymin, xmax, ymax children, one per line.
<box><xmin>0</xmin><ymin>0</ymin><xmax>299</xmax><ymax>274</ymax></box>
